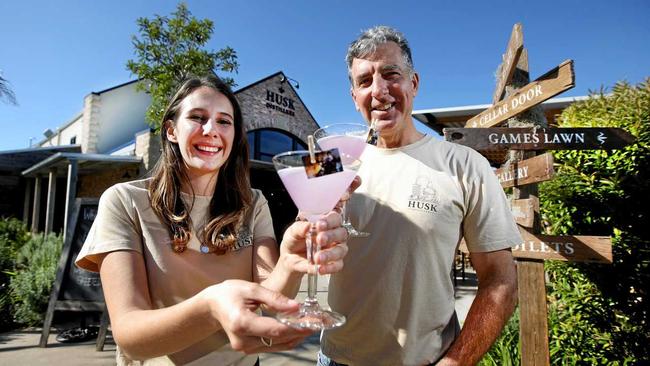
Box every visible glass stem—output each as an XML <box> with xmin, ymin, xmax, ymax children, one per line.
<box><xmin>343</xmin><ymin>202</ymin><xmax>352</xmax><ymax>226</ymax></box>
<box><xmin>306</xmin><ymin>222</ymin><xmax>319</xmax><ymax>303</ymax></box>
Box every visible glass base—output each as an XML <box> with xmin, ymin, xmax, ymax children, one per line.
<box><xmin>277</xmin><ymin>301</ymin><xmax>346</xmax><ymax>330</ymax></box>
<box><xmin>343</xmin><ymin>222</ymin><xmax>370</xmax><ymax>238</ymax></box>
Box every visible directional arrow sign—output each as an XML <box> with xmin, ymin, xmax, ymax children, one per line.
<box><xmin>493</xmin><ymin>23</ymin><xmax>524</xmax><ymax>104</ymax></box>
<box><xmin>495</xmin><ymin>153</ymin><xmax>554</xmax><ymax>188</ymax></box>
<box><xmin>459</xmin><ymin>227</ymin><xmax>612</xmax><ymax>264</ymax></box>
<box><xmin>511</xmin><ymin>197</ymin><xmax>538</xmax><ymax>228</ymax></box>
<box><xmin>444</xmin><ymin>127</ymin><xmax>636</xmax><ymax>150</ymax></box>
<box><xmin>466</xmin><ymin>60</ymin><xmax>575</xmax><ymax>128</ymax></box>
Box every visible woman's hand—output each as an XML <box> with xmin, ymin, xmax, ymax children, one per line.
<box><xmin>280</xmin><ymin>211</ymin><xmax>349</xmax><ymax>275</ymax></box>
<box><xmin>203</xmin><ymin>279</ymin><xmax>313</xmax><ymax>354</ymax></box>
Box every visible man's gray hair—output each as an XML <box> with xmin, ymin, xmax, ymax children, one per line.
<box><xmin>346</xmin><ymin>25</ymin><xmax>415</xmax><ymax>82</ymax></box>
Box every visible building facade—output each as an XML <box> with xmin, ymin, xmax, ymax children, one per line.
<box><xmin>3</xmin><ymin>72</ymin><xmax>318</xmax><ymax>239</ymax></box>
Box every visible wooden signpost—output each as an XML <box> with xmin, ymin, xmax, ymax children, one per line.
<box><xmin>495</xmin><ymin>153</ymin><xmax>554</xmax><ymax>188</ymax></box>
<box><xmin>446</xmin><ymin>23</ymin><xmax>635</xmax><ymax>365</ymax></box>
<box><xmin>466</xmin><ymin>60</ymin><xmax>574</xmax><ymax>128</ymax></box>
<box><xmin>460</xmin><ymin>227</ymin><xmax>613</xmax><ymax>263</ymax></box>
<box><xmin>493</xmin><ymin>23</ymin><xmax>524</xmax><ymax>104</ymax></box>
<box><xmin>444</xmin><ymin>127</ymin><xmax>636</xmax><ymax>150</ymax></box>
<box><xmin>513</xmin><ymin>228</ymin><xmax>612</xmax><ymax>263</ymax></box>
<box><xmin>511</xmin><ymin>197</ymin><xmax>537</xmax><ymax>228</ymax></box>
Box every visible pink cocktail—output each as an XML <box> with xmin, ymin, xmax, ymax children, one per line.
<box><xmin>278</xmin><ymin>166</ymin><xmax>358</xmax><ymax>222</ymax></box>
<box><xmin>314</xmin><ymin>123</ymin><xmax>370</xmax><ymax>237</ymax></box>
<box><xmin>272</xmin><ymin>150</ymin><xmax>360</xmax><ymax>330</ymax></box>
<box><xmin>316</xmin><ymin>135</ymin><xmax>367</xmax><ymax>164</ymax></box>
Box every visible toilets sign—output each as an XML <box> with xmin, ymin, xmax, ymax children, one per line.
<box><xmin>466</xmin><ymin>60</ymin><xmax>575</xmax><ymax>128</ymax></box>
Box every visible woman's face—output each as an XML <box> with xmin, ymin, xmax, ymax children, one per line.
<box><xmin>166</xmin><ymin>86</ymin><xmax>236</xmax><ymax>179</ymax></box>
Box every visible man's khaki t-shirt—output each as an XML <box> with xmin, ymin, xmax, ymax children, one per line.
<box><xmin>321</xmin><ymin>136</ymin><xmax>522</xmax><ymax>366</ymax></box>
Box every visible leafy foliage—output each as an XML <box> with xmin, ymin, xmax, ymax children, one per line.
<box><xmin>126</xmin><ymin>2</ymin><xmax>238</xmax><ymax>129</ymax></box>
<box><xmin>9</xmin><ymin>233</ymin><xmax>63</xmax><ymax>326</ymax></box>
<box><xmin>0</xmin><ymin>72</ymin><xmax>18</xmax><ymax>105</ymax></box>
<box><xmin>540</xmin><ymin>79</ymin><xmax>649</xmax><ymax>363</ymax></box>
<box><xmin>482</xmin><ymin>78</ymin><xmax>649</xmax><ymax>364</ymax></box>
<box><xmin>0</xmin><ymin>218</ymin><xmax>30</xmax><ymax>331</ymax></box>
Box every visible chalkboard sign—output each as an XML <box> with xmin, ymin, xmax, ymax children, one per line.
<box><xmin>40</xmin><ymin>198</ymin><xmax>107</xmax><ymax>348</ymax></box>
<box><xmin>59</xmin><ymin>202</ymin><xmax>103</xmax><ymax>302</ymax></box>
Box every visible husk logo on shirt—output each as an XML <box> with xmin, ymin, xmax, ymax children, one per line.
<box><xmin>407</xmin><ymin>176</ymin><xmax>439</xmax><ymax>213</ymax></box>
<box><xmin>230</xmin><ymin>226</ymin><xmax>253</xmax><ymax>252</ymax></box>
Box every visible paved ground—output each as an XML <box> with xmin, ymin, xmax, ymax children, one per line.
<box><xmin>0</xmin><ymin>271</ymin><xmax>477</xmax><ymax>366</ymax></box>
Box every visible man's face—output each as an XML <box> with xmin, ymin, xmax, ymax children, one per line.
<box><xmin>349</xmin><ymin>42</ymin><xmax>419</xmax><ymax>139</ymax></box>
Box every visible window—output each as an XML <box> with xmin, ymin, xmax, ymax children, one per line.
<box><xmin>70</xmin><ymin>136</ymin><xmax>77</xmax><ymax>144</ymax></box>
<box><xmin>248</xmin><ymin>129</ymin><xmax>307</xmax><ymax>162</ymax></box>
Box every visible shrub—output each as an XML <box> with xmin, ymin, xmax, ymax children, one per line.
<box><xmin>541</xmin><ymin>79</ymin><xmax>649</xmax><ymax>363</ymax></box>
<box><xmin>9</xmin><ymin>232</ymin><xmax>63</xmax><ymax>326</ymax></box>
<box><xmin>0</xmin><ymin>217</ymin><xmax>30</xmax><ymax>331</ymax></box>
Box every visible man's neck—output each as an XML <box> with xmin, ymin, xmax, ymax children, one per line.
<box><xmin>377</xmin><ymin>124</ymin><xmax>425</xmax><ymax>149</ymax></box>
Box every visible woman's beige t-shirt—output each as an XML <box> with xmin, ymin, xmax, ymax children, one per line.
<box><xmin>76</xmin><ymin>178</ymin><xmax>276</xmax><ymax>365</ymax></box>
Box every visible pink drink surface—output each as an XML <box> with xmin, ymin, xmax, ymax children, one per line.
<box><xmin>278</xmin><ymin>167</ymin><xmax>357</xmax><ymax>222</ymax></box>
<box><xmin>317</xmin><ymin>135</ymin><xmax>367</xmax><ymax>163</ymax></box>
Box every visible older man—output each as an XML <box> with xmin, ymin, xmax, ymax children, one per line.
<box><xmin>319</xmin><ymin>26</ymin><xmax>522</xmax><ymax>366</ymax></box>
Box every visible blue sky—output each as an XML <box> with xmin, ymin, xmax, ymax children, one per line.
<box><xmin>1</xmin><ymin>0</ymin><xmax>648</xmax><ymax>151</ymax></box>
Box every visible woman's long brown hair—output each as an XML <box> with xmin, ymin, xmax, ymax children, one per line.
<box><xmin>148</xmin><ymin>74</ymin><xmax>252</xmax><ymax>254</ymax></box>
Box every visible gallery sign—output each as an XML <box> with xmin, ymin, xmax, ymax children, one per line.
<box><xmin>444</xmin><ymin>127</ymin><xmax>635</xmax><ymax>150</ymax></box>
<box><xmin>494</xmin><ymin>153</ymin><xmax>554</xmax><ymax>188</ymax></box>
<box><xmin>466</xmin><ymin>60</ymin><xmax>575</xmax><ymax>128</ymax></box>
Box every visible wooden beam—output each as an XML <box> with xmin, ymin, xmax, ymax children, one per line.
<box><xmin>31</xmin><ymin>175</ymin><xmax>41</xmax><ymax>233</ymax></box>
<box><xmin>44</xmin><ymin>168</ymin><xmax>57</xmax><ymax>234</ymax></box>
<box><xmin>495</xmin><ymin>153</ymin><xmax>554</xmax><ymax>188</ymax></box>
<box><xmin>445</xmin><ymin>127</ymin><xmax>636</xmax><ymax>150</ymax></box>
<box><xmin>466</xmin><ymin>60</ymin><xmax>575</xmax><ymax>128</ymax></box>
<box><xmin>517</xmin><ymin>260</ymin><xmax>551</xmax><ymax>366</ymax></box>
<box><xmin>22</xmin><ymin>179</ymin><xmax>32</xmax><ymax>224</ymax></box>
<box><xmin>63</xmin><ymin>161</ymin><xmax>78</xmax><ymax>240</ymax></box>
<box><xmin>493</xmin><ymin>23</ymin><xmax>524</xmax><ymax>103</ymax></box>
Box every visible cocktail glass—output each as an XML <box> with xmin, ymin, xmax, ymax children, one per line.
<box><xmin>272</xmin><ymin>150</ymin><xmax>360</xmax><ymax>330</ymax></box>
<box><xmin>314</xmin><ymin>123</ymin><xmax>370</xmax><ymax>237</ymax></box>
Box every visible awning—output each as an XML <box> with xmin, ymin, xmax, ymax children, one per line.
<box><xmin>21</xmin><ymin>152</ymin><xmax>142</xmax><ymax>177</ymax></box>
<box><xmin>0</xmin><ymin>145</ymin><xmax>81</xmax><ymax>173</ymax></box>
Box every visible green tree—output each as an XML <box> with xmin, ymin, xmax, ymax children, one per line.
<box><xmin>0</xmin><ymin>72</ymin><xmax>17</xmax><ymax>105</ymax></box>
<box><xmin>126</xmin><ymin>2</ymin><xmax>238</xmax><ymax>129</ymax></box>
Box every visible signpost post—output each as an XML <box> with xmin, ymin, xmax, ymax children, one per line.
<box><xmin>445</xmin><ymin>23</ymin><xmax>635</xmax><ymax>365</ymax></box>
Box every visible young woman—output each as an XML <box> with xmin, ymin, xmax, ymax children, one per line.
<box><xmin>76</xmin><ymin>75</ymin><xmax>349</xmax><ymax>365</ymax></box>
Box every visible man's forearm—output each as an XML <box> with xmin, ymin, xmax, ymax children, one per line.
<box><xmin>437</xmin><ymin>278</ymin><xmax>518</xmax><ymax>366</ymax></box>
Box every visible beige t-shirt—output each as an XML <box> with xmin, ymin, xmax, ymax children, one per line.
<box><xmin>76</xmin><ymin>178</ymin><xmax>275</xmax><ymax>366</ymax></box>
<box><xmin>321</xmin><ymin>136</ymin><xmax>522</xmax><ymax>366</ymax></box>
